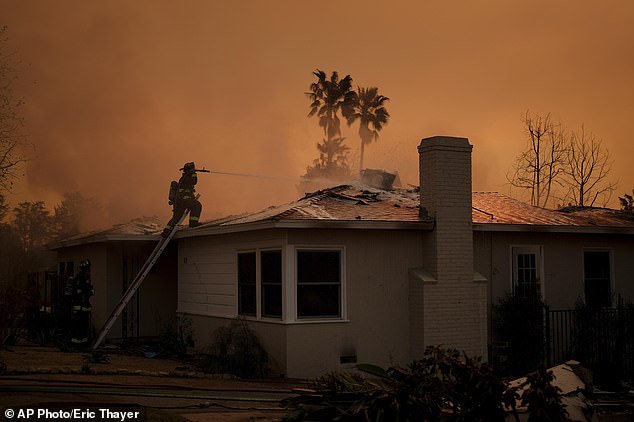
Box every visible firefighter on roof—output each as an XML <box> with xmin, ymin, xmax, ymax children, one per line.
<box><xmin>163</xmin><ymin>161</ymin><xmax>203</xmax><ymax>237</ymax></box>
<box><xmin>70</xmin><ymin>259</ymin><xmax>94</xmax><ymax>346</ymax></box>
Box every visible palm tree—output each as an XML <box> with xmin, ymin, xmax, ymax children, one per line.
<box><xmin>348</xmin><ymin>87</ymin><xmax>390</xmax><ymax>173</ymax></box>
<box><xmin>306</xmin><ymin>70</ymin><xmax>355</xmax><ymax>174</ymax></box>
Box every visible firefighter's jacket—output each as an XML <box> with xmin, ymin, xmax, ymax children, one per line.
<box><xmin>177</xmin><ymin>171</ymin><xmax>197</xmax><ymax>201</ymax></box>
<box><xmin>71</xmin><ymin>272</ymin><xmax>94</xmax><ymax>312</ymax></box>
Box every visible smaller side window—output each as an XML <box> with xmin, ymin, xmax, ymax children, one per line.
<box><xmin>238</xmin><ymin>252</ymin><xmax>256</xmax><ymax>316</ymax></box>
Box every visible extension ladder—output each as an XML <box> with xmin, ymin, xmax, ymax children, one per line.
<box><xmin>91</xmin><ymin>211</ymin><xmax>189</xmax><ymax>350</ymax></box>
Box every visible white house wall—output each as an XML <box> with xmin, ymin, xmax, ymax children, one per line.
<box><xmin>474</xmin><ymin>230</ymin><xmax>634</xmax><ymax>310</ymax></box>
<box><xmin>178</xmin><ymin>229</ymin><xmax>286</xmax><ymax>317</ymax></box>
<box><xmin>177</xmin><ymin>227</ymin><xmax>423</xmax><ymax>378</ymax></box>
<box><xmin>286</xmin><ymin>228</ymin><xmax>423</xmax><ymax>378</ymax></box>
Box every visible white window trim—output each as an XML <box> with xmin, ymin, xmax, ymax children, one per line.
<box><xmin>260</xmin><ymin>247</ymin><xmax>284</xmax><ymax>320</ymax></box>
<box><xmin>510</xmin><ymin>245</ymin><xmax>545</xmax><ymax>301</ymax></box>
<box><xmin>291</xmin><ymin>245</ymin><xmax>347</xmax><ymax>323</ymax></box>
<box><xmin>582</xmin><ymin>248</ymin><xmax>614</xmax><ymax>307</ymax></box>
<box><xmin>236</xmin><ymin>247</ymin><xmax>284</xmax><ymax>321</ymax></box>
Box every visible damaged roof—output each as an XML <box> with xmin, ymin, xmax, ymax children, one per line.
<box><xmin>48</xmin><ymin>216</ymin><xmax>163</xmax><ymax>249</ymax></box>
<box><xmin>472</xmin><ymin>192</ymin><xmax>634</xmax><ymax>231</ymax></box>
<box><xmin>51</xmin><ymin>185</ymin><xmax>634</xmax><ymax>247</ymax></box>
<box><xmin>187</xmin><ymin>185</ymin><xmax>634</xmax><ymax>236</ymax></box>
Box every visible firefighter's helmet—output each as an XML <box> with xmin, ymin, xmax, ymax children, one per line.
<box><xmin>79</xmin><ymin>259</ymin><xmax>91</xmax><ymax>271</ymax></box>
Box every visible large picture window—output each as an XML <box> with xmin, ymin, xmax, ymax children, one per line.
<box><xmin>237</xmin><ymin>252</ymin><xmax>256</xmax><ymax>316</ymax></box>
<box><xmin>584</xmin><ymin>250</ymin><xmax>611</xmax><ymax>308</ymax></box>
<box><xmin>261</xmin><ymin>250</ymin><xmax>282</xmax><ymax>318</ymax></box>
<box><xmin>297</xmin><ymin>250</ymin><xmax>342</xmax><ymax>318</ymax></box>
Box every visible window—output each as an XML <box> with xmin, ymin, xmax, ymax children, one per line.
<box><xmin>261</xmin><ymin>250</ymin><xmax>282</xmax><ymax>318</ymax></box>
<box><xmin>584</xmin><ymin>250</ymin><xmax>611</xmax><ymax>308</ymax></box>
<box><xmin>297</xmin><ymin>250</ymin><xmax>342</xmax><ymax>318</ymax></box>
<box><xmin>238</xmin><ymin>252</ymin><xmax>256</xmax><ymax>316</ymax></box>
<box><xmin>512</xmin><ymin>246</ymin><xmax>542</xmax><ymax>299</ymax></box>
<box><xmin>238</xmin><ymin>250</ymin><xmax>282</xmax><ymax>319</ymax></box>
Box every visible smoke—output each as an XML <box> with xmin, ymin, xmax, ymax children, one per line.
<box><xmin>2</xmin><ymin>0</ymin><xmax>634</xmax><ymax>229</ymax></box>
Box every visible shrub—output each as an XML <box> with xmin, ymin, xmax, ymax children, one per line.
<box><xmin>283</xmin><ymin>346</ymin><xmax>514</xmax><ymax>422</ymax></box>
<box><xmin>521</xmin><ymin>364</ymin><xmax>568</xmax><ymax>422</ymax></box>
<box><xmin>198</xmin><ymin>319</ymin><xmax>269</xmax><ymax>378</ymax></box>
<box><xmin>83</xmin><ymin>350</ymin><xmax>111</xmax><ymax>364</ymax></box>
<box><xmin>493</xmin><ymin>293</ymin><xmax>545</xmax><ymax>376</ymax></box>
<box><xmin>158</xmin><ymin>315</ymin><xmax>195</xmax><ymax>358</ymax></box>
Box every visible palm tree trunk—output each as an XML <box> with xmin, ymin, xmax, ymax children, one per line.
<box><xmin>360</xmin><ymin>140</ymin><xmax>365</xmax><ymax>174</ymax></box>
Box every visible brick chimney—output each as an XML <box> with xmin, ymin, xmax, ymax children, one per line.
<box><xmin>410</xmin><ymin>136</ymin><xmax>487</xmax><ymax>360</ymax></box>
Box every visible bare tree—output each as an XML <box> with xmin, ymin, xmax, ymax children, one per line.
<box><xmin>0</xmin><ymin>26</ymin><xmax>27</xmax><ymax>192</ymax></box>
<box><xmin>562</xmin><ymin>126</ymin><xmax>616</xmax><ymax>207</ymax></box>
<box><xmin>507</xmin><ymin>111</ymin><xmax>567</xmax><ymax>207</ymax></box>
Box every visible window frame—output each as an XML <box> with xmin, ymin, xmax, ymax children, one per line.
<box><xmin>236</xmin><ymin>248</ymin><xmax>284</xmax><ymax>320</ymax></box>
<box><xmin>510</xmin><ymin>245</ymin><xmax>544</xmax><ymax>300</ymax></box>
<box><xmin>294</xmin><ymin>246</ymin><xmax>346</xmax><ymax>321</ymax></box>
<box><xmin>237</xmin><ymin>251</ymin><xmax>257</xmax><ymax>317</ymax></box>
<box><xmin>261</xmin><ymin>249</ymin><xmax>283</xmax><ymax>319</ymax></box>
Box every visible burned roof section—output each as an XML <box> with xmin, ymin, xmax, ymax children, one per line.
<box><xmin>48</xmin><ymin>216</ymin><xmax>163</xmax><ymax>249</ymax></box>
<box><xmin>193</xmin><ymin>186</ymin><xmax>634</xmax><ymax>234</ymax></box>
<box><xmin>51</xmin><ymin>185</ymin><xmax>634</xmax><ymax>246</ymax></box>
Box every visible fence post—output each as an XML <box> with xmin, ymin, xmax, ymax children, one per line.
<box><xmin>616</xmin><ymin>294</ymin><xmax>625</xmax><ymax>377</ymax></box>
<box><xmin>544</xmin><ymin>304</ymin><xmax>551</xmax><ymax>367</ymax></box>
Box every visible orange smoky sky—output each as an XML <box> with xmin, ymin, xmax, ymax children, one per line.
<box><xmin>2</xmin><ymin>1</ymin><xmax>634</xmax><ymax>228</ymax></box>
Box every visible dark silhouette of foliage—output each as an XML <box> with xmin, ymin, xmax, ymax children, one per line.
<box><xmin>199</xmin><ymin>319</ymin><xmax>269</xmax><ymax>378</ymax></box>
<box><xmin>619</xmin><ymin>190</ymin><xmax>633</xmax><ymax>212</ymax></box>
<box><xmin>12</xmin><ymin>201</ymin><xmax>53</xmax><ymax>253</ymax></box>
<box><xmin>53</xmin><ymin>191</ymin><xmax>106</xmax><ymax>238</ymax></box>
<box><xmin>493</xmin><ymin>293</ymin><xmax>545</xmax><ymax>376</ymax></box>
<box><xmin>284</xmin><ymin>346</ymin><xmax>514</xmax><ymax>422</ymax></box>
<box><xmin>521</xmin><ymin>365</ymin><xmax>568</xmax><ymax>422</ymax></box>
<box><xmin>304</xmin><ymin>70</ymin><xmax>356</xmax><ymax>181</ymax></box>
<box><xmin>347</xmin><ymin>87</ymin><xmax>390</xmax><ymax>173</ymax></box>
<box><xmin>158</xmin><ymin>315</ymin><xmax>195</xmax><ymax>359</ymax></box>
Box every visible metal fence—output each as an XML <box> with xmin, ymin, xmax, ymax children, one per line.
<box><xmin>546</xmin><ymin>301</ymin><xmax>634</xmax><ymax>379</ymax></box>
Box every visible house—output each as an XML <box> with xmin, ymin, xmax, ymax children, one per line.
<box><xmin>48</xmin><ymin>216</ymin><xmax>177</xmax><ymax>341</ymax></box>
<box><xmin>172</xmin><ymin>136</ymin><xmax>634</xmax><ymax>378</ymax></box>
<box><xmin>50</xmin><ymin>136</ymin><xmax>634</xmax><ymax>378</ymax></box>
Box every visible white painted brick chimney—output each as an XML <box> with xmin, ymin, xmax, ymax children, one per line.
<box><xmin>409</xmin><ymin>136</ymin><xmax>488</xmax><ymax>360</ymax></box>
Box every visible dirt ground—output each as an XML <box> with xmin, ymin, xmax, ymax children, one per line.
<box><xmin>0</xmin><ymin>344</ymin><xmax>305</xmax><ymax>422</ymax></box>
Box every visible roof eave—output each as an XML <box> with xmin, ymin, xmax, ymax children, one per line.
<box><xmin>177</xmin><ymin>218</ymin><xmax>435</xmax><ymax>238</ymax></box>
<box><xmin>47</xmin><ymin>234</ymin><xmax>161</xmax><ymax>250</ymax></box>
<box><xmin>473</xmin><ymin>223</ymin><xmax>634</xmax><ymax>234</ymax></box>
